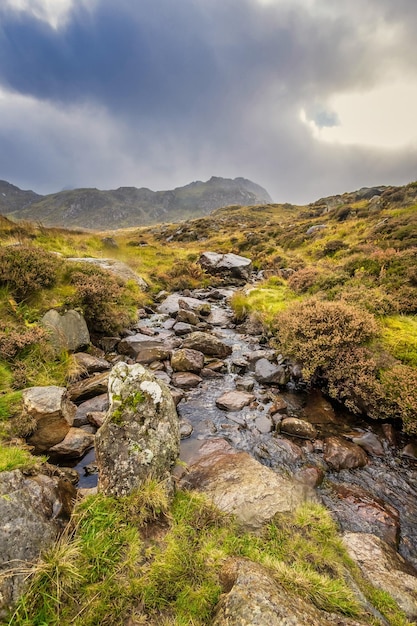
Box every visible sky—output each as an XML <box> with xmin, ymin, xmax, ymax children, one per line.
<box><xmin>1</xmin><ymin>0</ymin><xmax>417</xmax><ymax>203</ymax></box>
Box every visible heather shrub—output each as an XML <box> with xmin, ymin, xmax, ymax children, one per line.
<box><xmin>287</xmin><ymin>267</ymin><xmax>320</xmax><ymax>293</ymax></box>
<box><xmin>0</xmin><ymin>245</ymin><xmax>61</xmax><ymax>301</ymax></box>
<box><xmin>379</xmin><ymin>365</ymin><xmax>417</xmax><ymax>435</ymax></box>
<box><xmin>0</xmin><ymin>324</ymin><xmax>48</xmax><ymax>360</ymax></box>
<box><xmin>275</xmin><ymin>298</ymin><xmax>379</xmax><ymax>379</ymax></box>
<box><xmin>66</xmin><ymin>264</ymin><xmax>136</xmax><ymax>334</ymax></box>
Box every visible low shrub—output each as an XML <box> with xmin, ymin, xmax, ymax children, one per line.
<box><xmin>379</xmin><ymin>365</ymin><xmax>417</xmax><ymax>435</ymax></box>
<box><xmin>287</xmin><ymin>267</ymin><xmax>320</xmax><ymax>294</ymax></box>
<box><xmin>0</xmin><ymin>246</ymin><xmax>61</xmax><ymax>301</ymax></box>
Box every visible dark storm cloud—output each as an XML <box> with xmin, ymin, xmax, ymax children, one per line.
<box><xmin>0</xmin><ymin>0</ymin><xmax>417</xmax><ymax>201</ymax></box>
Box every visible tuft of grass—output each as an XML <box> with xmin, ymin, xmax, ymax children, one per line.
<box><xmin>230</xmin><ymin>278</ymin><xmax>298</xmax><ymax>326</ymax></box>
<box><xmin>0</xmin><ymin>444</ymin><xmax>44</xmax><ymax>472</ymax></box>
<box><xmin>380</xmin><ymin>315</ymin><xmax>417</xmax><ymax>366</ymax></box>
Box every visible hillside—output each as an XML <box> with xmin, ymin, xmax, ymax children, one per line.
<box><xmin>5</xmin><ymin>176</ymin><xmax>272</xmax><ymax>229</ymax></box>
<box><xmin>0</xmin><ymin>180</ymin><xmax>42</xmax><ymax>214</ymax></box>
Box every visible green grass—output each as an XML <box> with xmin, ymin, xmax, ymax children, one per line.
<box><xmin>231</xmin><ymin>278</ymin><xmax>298</xmax><ymax>325</ymax></box>
<box><xmin>8</xmin><ymin>491</ymin><xmax>410</xmax><ymax>625</ymax></box>
<box><xmin>0</xmin><ymin>444</ymin><xmax>44</xmax><ymax>472</ymax></box>
<box><xmin>380</xmin><ymin>316</ymin><xmax>417</xmax><ymax>366</ymax></box>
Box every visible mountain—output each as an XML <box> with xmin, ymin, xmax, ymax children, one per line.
<box><xmin>0</xmin><ymin>180</ymin><xmax>42</xmax><ymax>215</ymax></box>
<box><xmin>4</xmin><ymin>176</ymin><xmax>272</xmax><ymax>230</ymax></box>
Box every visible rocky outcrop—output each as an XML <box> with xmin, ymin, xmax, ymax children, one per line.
<box><xmin>41</xmin><ymin>309</ymin><xmax>90</xmax><ymax>354</ymax></box>
<box><xmin>343</xmin><ymin>532</ymin><xmax>417</xmax><ymax>621</ymax></box>
<box><xmin>0</xmin><ymin>469</ymin><xmax>76</xmax><ymax>619</ymax></box>
<box><xmin>199</xmin><ymin>252</ymin><xmax>253</xmax><ymax>282</ymax></box>
<box><xmin>181</xmin><ymin>439</ymin><xmax>316</xmax><ymax>530</ymax></box>
<box><xmin>212</xmin><ymin>558</ymin><xmax>367</xmax><ymax>626</ymax></box>
<box><xmin>66</xmin><ymin>257</ymin><xmax>148</xmax><ymax>290</ymax></box>
<box><xmin>24</xmin><ymin>386</ymin><xmax>76</xmax><ymax>453</ymax></box>
<box><xmin>95</xmin><ymin>362</ymin><xmax>180</xmax><ymax>497</ymax></box>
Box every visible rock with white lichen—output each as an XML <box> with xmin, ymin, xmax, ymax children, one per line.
<box><xmin>95</xmin><ymin>362</ymin><xmax>180</xmax><ymax>498</ymax></box>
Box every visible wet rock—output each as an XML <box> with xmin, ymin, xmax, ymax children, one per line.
<box><xmin>255</xmin><ymin>436</ymin><xmax>305</xmax><ymax>470</ymax></box>
<box><xmin>324</xmin><ymin>436</ymin><xmax>368</xmax><ymax>471</ymax></box>
<box><xmin>268</xmin><ymin>396</ymin><xmax>288</xmax><ymax>415</ymax></box>
<box><xmin>41</xmin><ymin>309</ymin><xmax>90</xmax><ymax>354</ymax></box>
<box><xmin>176</xmin><ymin>309</ymin><xmax>200</xmax><ymax>325</ymax></box>
<box><xmin>48</xmin><ymin>427</ymin><xmax>95</xmax><ymax>458</ymax></box>
<box><xmin>170</xmin><ymin>389</ymin><xmax>185</xmax><ymax>406</ymax></box>
<box><xmin>205</xmin><ymin>360</ymin><xmax>226</xmax><ymax>372</ymax></box>
<box><xmin>216</xmin><ymin>390</ymin><xmax>255</xmax><ymax>412</ymax></box>
<box><xmin>281</xmin><ymin>417</ymin><xmax>318</xmax><ymax>440</ymax></box>
<box><xmin>173</xmin><ymin>321</ymin><xmax>196</xmax><ymax>335</ymax></box>
<box><xmin>230</xmin><ymin>357</ymin><xmax>248</xmax><ymax>375</ymax></box>
<box><xmin>135</xmin><ymin>346</ymin><xmax>172</xmax><ymax>364</ymax></box>
<box><xmin>171</xmin><ymin>348</ymin><xmax>205</xmax><ymax>373</ymax></box>
<box><xmin>118</xmin><ymin>332</ymin><xmax>176</xmax><ymax>358</ymax></box>
<box><xmin>200</xmin><ymin>367</ymin><xmax>224</xmax><ymax>379</ymax></box>
<box><xmin>402</xmin><ymin>443</ymin><xmax>417</xmax><ymax>459</ymax></box>
<box><xmin>157</xmin><ymin>294</ymin><xmax>209</xmax><ymax>316</ymax></box>
<box><xmin>343</xmin><ymin>532</ymin><xmax>417</xmax><ymax>621</ymax></box>
<box><xmin>180</xmin><ymin>420</ymin><xmax>193</xmax><ymax>439</ymax></box>
<box><xmin>321</xmin><ymin>483</ymin><xmax>400</xmax><ymax>547</ymax></box>
<box><xmin>235</xmin><ymin>376</ymin><xmax>255</xmax><ymax>392</ymax></box>
<box><xmin>171</xmin><ymin>372</ymin><xmax>202</xmax><ymax>389</ymax></box>
<box><xmin>95</xmin><ymin>362</ymin><xmax>180</xmax><ymax>498</ymax></box>
<box><xmin>181</xmin><ymin>447</ymin><xmax>316</xmax><ymax>530</ymax></box>
<box><xmin>207</xmin><ymin>309</ymin><xmax>232</xmax><ymax>327</ymax></box>
<box><xmin>68</xmin><ymin>371</ymin><xmax>110</xmax><ymax>403</ymax></box>
<box><xmin>247</xmin><ymin>349</ymin><xmax>276</xmax><ymax>365</ymax></box>
<box><xmin>199</xmin><ymin>251</ymin><xmax>253</xmax><ymax>282</ymax></box>
<box><xmin>254</xmin><ymin>358</ymin><xmax>289</xmax><ymax>386</ymax></box>
<box><xmin>182</xmin><ymin>331</ymin><xmax>232</xmax><ymax>358</ymax></box>
<box><xmin>350</xmin><ymin>431</ymin><xmax>384</xmax><ymax>456</ymax></box>
<box><xmin>0</xmin><ymin>470</ymin><xmax>76</xmax><ymax>618</ymax></box>
<box><xmin>24</xmin><ymin>386</ymin><xmax>76</xmax><ymax>453</ymax></box>
<box><xmin>237</xmin><ymin>312</ymin><xmax>265</xmax><ymax>336</ymax></box>
<box><xmin>73</xmin><ymin>352</ymin><xmax>110</xmax><ymax>376</ymax></box>
<box><xmin>382</xmin><ymin>423</ymin><xmax>397</xmax><ymax>447</ymax></box>
<box><xmin>212</xmin><ymin>558</ymin><xmax>365</xmax><ymax>626</ymax></box>
<box><xmin>73</xmin><ymin>393</ymin><xmax>109</xmax><ymax>427</ymax></box>
<box><xmin>295</xmin><ymin>466</ymin><xmax>324</xmax><ymax>488</ymax></box>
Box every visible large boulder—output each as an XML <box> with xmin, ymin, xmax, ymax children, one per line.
<box><xmin>180</xmin><ymin>439</ymin><xmax>316</xmax><ymax>530</ymax></box>
<box><xmin>0</xmin><ymin>469</ymin><xmax>76</xmax><ymax>618</ymax></box>
<box><xmin>95</xmin><ymin>362</ymin><xmax>180</xmax><ymax>497</ymax></box>
<box><xmin>343</xmin><ymin>532</ymin><xmax>417</xmax><ymax>621</ymax></box>
<box><xmin>24</xmin><ymin>386</ymin><xmax>76</xmax><ymax>453</ymax></box>
<box><xmin>199</xmin><ymin>252</ymin><xmax>253</xmax><ymax>282</ymax></box>
<box><xmin>212</xmin><ymin>558</ymin><xmax>367</xmax><ymax>626</ymax></box>
<box><xmin>41</xmin><ymin>309</ymin><xmax>90</xmax><ymax>354</ymax></box>
<box><xmin>182</xmin><ymin>332</ymin><xmax>232</xmax><ymax>358</ymax></box>
<box><xmin>171</xmin><ymin>348</ymin><xmax>205</xmax><ymax>373</ymax></box>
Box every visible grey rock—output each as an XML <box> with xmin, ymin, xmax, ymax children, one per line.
<box><xmin>180</xmin><ymin>420</ymin><xmax>193</xmax><ymax>439</ymax></box>
<box><xmin>67</xmin><ymin>257</ymin><xmax>148</xmax><ymax>290</ymax></box>
<box><xmin>351</xmin><ymin>431</ymin><xmax>384</xmax><ymax>456</ymax></box>
<box><xmin>207</xmin><ymin>308</ymin><xmax>232</xmax><ymax>327</ymax></box>
<box><xmin>176</xmin><ymin>309</ymin><xmax>200</xmax><ymax>325</ymax></box>
<box><xmin>254</xmin><ymin>358</ymin><xmax>289</xmax><ymax>385</ymax></box>
<box><xmin>118</xmin><ymin>332</ymin><xmax>174</xmax><ymax>358</ymax></box>
<box><xmin>135</xmin><ymin>346</ymin><xmax>172</xmax><ymax>364</ymax></box>
<box><xmin>254</xmin><ymin>415</ymin><xmax>273</xmax><ymax>434</ymax></box>
<box><xmin>235</xmin><ymin>376</ymin><xmax>255</xmax><ymax>392</ymax></box>
<box><xmin>73</xmin><ymin>352</ymin><xmax>110</xmax><ymax>376</ymax></box>
<box><xmin>199</xmin><ymin>251</ymin><xmax>253</xmax><ymax>281</ymax></box>
<box><xmin>306</xmin><ymin>224</ymin><xmax>327</xmax><ymax>235</ymax></box>
<box><xmin>68</xmin><ymin>371</ymin><xmax>110</xmax><ymax>403</ymax></box>
<box><xmin>182</xmin><ymin>331</ymin><xmax>232</xmax><ymax>358</ymax></box>
<box><xmin>95</xmin><ymin>362</ymin><xmax>180</xmax><ymax>497</ymax></box>
<box><xmin>0</xmin><ymin>470</ymin><xmax>75</xmax><ymax>618</ymax></box>
<box><xmin>73</xmin><ymin>393</ymin><xmax>109</xmax><ymax>427</ymax></box>
<box><xmin>41</xmin><ymin>309</ymin><xmax>90</xmax><ymax>354</ymax></box>
<box><xmin>48</xmin><ymin>427</ymin><xmax>95</xmax><ymax>458</ymax></box>
<box><xmin>157</xmin><ymin>294</ymin><xmax>209</xmax><ymax>316</ymax></box>
<box><xmin>173</xmin><ymin>322</ymin><xmax>195</xmax><ymax>335</ymax></box>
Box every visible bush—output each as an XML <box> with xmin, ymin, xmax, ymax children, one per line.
<box><xmin>379</xmin><ymin>365</ymin><xmax>417</xmax><ymax>435</ymax></box>
<box><xmin>0</xmin><ymin>324</ymin><xmax>48</xmax><ymax>360</ymax></box>
<box><xmin>66</xmin><ymin>264</ymin><xmax>134</xmax><ymax>334</ymax></box>
<box><xmin>275</xmin><ymin>298</ymin><xmax>378</xmax><ymax>380</ymax></box>
<box><xmin>287</xmin><ymin>267</ymin><xmax>320</xmax><ymax>294</ymax></box>
<box><xmin>0</xmin><ymin>245</ymin><xmax>61</xmax><ymax>301</ymax></box>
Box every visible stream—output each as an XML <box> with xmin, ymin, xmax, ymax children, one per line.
<box><xmin>72</xmin><ymin>287</ymin><xmax>417</xmax><ymax>571</ymax></box>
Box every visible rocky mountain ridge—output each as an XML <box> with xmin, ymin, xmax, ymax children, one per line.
<box><xmin>2</xmin><ymin>176</ymin><xmax>272</xmax><ymax>230</ymax></box>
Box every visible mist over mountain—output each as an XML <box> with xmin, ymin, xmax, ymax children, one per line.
<box><xmin>2</xmin><ymin>176</ymin><xmax>272</xmax><ymax>230</ymax></box>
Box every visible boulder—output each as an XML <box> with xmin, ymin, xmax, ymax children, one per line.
<box><xmin>199</xmin><ymin>252</ymin><xmax>253</xmax><ymax>281</ymax></box>
<box><xmin>24</xmin><ymin>386</ymin><xmax>76</xmax><ymax>453</ymax></box>
<box><xmin>118</xmin><ymin>332</ymin><xmax>177</xmax><ymax>358</ymax></box>
<box><xmin>216</xmin><ymin>390</ymin><xmax>255</xmax><ymax>412</ymax></box>
<box><xmin>182</xmin><ymin>332</ymin><xmax>232</xmax><ymax>358</ymax></box>
<box><xmin>343</xmin><ymin>532</ymin><xmax>417</xmax><ymax>621</ymax></box>
<box><xmin>68</xmin><ymin>371</ymin><xmax>110</xmax><ymax>403</ymax></box>
<box><xmin>0</xmin><ymin>470</ymin><xmax>76</xmax><ymax>618</ymax></box>
<box><xmin>324</xmin><ymin>436</ymin><xmax>368</xmax><ymax>471</ymax></box>
<box><xmin>73</xmin><ymin>393</ymin><xmax>109</xmax><ymax>427</ymax></box>
<box><xmin>95</xmin><ymin>362</ymin><xmax>180</xmax><ymax>497</ymax></box>
<box><xmin>173</xmin><ymin>322</ymin><xmax>195</xmax><ymax>335</ymax></box>
<box><xmin>171</xmin><ymin>348</ymin><xmax>205</xmax><ymax>373</ymax></box>
<box><xmin>157</xmin><ymin>294</ymin><xmax>209</xmax><ymax>316</ymax></box>
<box><xmin>181</xmin><ymin>442</ymin><xmax>316</xmax><ymax>530</ymax></box>
<box><xmin>212</xmin><ymin>558</ymin><xmax>367</xmax><ymax>626</ymax></box>
<box><xmin>281</xmin><ymin>417</ymin><xmax>318</xmax><ymax>440</ymax></box>
<box><xmin>254</xmin><ymin>358</ymin><xmax>289</xmax><ymax>386</ymax></box>
<box><xmin>41</xmin><ymin>309</ymin><xmax>90</xmax><ymax>354</ymax></box>
<box><xmin>48</xmin><ymin>427</ymin><xmax>95</xmax><ymax>458</ymax></box>
<box><xmin>73</xmin><ymin>352</ymin><xmax>110</xmax><ymax>376</ymax></box>
<box><xmin>135</xmin><ymin>346</ymin><xmax>172</xmax><ymax>365</ymax></box>
<box><xmin>207</xmin><ymin>308</ymin><xmax>232</xmax><ymax>327</ymax></box>
<box><xmin>176</xmin><ymin>309</ymin><xmax>200</xmax><ymax>325</ymax></box>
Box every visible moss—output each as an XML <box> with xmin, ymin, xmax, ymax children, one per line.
<box><xmin>110</xmin><ymin>391</ymin><xmax>145</xmax><ymax>425</ymax></box>
<box><xmin>380</xmin><ymin>316</ymin><xmax>417</xmax><ymax>366</ymax></box>
<box><xmin>0</xmin><ymin>444</ymin><xmax>45</xmax><ymax>472</ymax></box>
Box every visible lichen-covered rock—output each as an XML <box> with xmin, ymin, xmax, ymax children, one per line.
<box><xmin>95</xmin><ymin>362</ymin><xmax>180</xmax><ymax>497</ymax></box>
<box><xmin>212</xmin><ymin>558</ymin><xmax>367</xmax><ymax>626</ymax></box>
<box><xmin>41</xmin><ymin>309</ymin><xmax>90</xmax><ymax>354</ymax></box>
<box><xmin>171</xmin><ymin>348</ymin><xmax>205</xmax><ymax>373</ymax></box>
<box><xmin>0</xmin><ymin>470</ymin><xmax>76</xmax><ymax>618</ymax></box>
<box><xmin>343</xmin><ymin>532</ymin><xmax>417</xmax><ymax>621</ymax></box>
<box><xmin>24</xmin><ymin>386</ymin><xmax>76</xmax><ymax>453</ymax></box>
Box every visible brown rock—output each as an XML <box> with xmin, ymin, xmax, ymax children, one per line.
<box><xmin>68</xmin><ymin>371</ymin><xmax>110</xmax><ymax>403</ymax></box>
<box><xmin>24</xmin><ymin>386</ymin><xmax>76</xmax><ymax>453</ymax></box>
<box><xmin>324</xmin><ymin>436</ymin><xmax>368</xmax><ymax>471</ymax></box>
<box><xmin>135</xmin><ymin>346</ymin><xmax>172</xmax><ymax>364</ymax></box>
<box><xmin>182</xmin><ymin>331</ymin><xmax>232</xmax><ymax>358</ymax></box>
<box><xmin>73</xmin><ymin>352</ymin><xmax>110</xmax><ymax>376</ymax></box>
<box><xmin>269</xmin><ymin>396</ymin><xmax>288</xmax><ymax>415</ymax></box>
<box><xmin>171</xmin><ymin>348</ymin><xmax>205</xmax><ymax>373</ymax></box>
<box><xmin>281</xmin><ymin>417</ymin><xmax>318</xmax><ymax>439</ymax></box>
<box><xmin>48</xmin><ymin>427</ymin><xmax>95</xmax><ymax>458</ymax></box>
<box><xmin>302</xmin><ymin>390</ymin><xmax>337</xmax><ymax>424</ymax></box>
<box><xmin>171</xmin><ymin>372</ymin><xmax>202</xmax><ymax>389</ymax></box>
<box><xmin>216</xmin><ymin>390</ymin><xmax>255</xmax><ymax>412</ymax></box>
